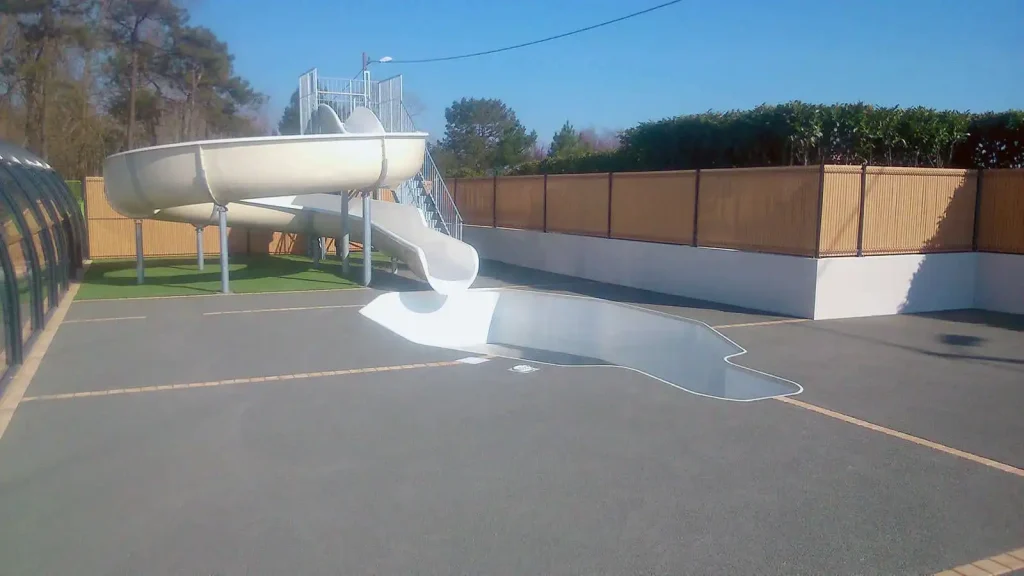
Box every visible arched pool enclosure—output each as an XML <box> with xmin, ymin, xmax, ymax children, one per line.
<box><xmin>0</xmin><ymin>140</ymin><xmax>86</xmax><ymax>382</ymax></box>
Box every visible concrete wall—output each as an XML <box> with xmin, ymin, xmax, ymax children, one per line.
<box><xmin>813</xmin><ymin>253</ymin><xmax>978</xmax><ymax>320</ymax></box>
<box><xmin>466</xmin><ymin>225</ymin><xmax>1024</xmax><ymax>319</ymax></box>
<box><xmin>464</xmin><ymin>226</ymin><xmax>818</xmax><ymax>318</ymax></box>
<box><xmin>975</xmin><ymin>252</ymin><xmax>1024</xmax><ymax>315</ymax></box>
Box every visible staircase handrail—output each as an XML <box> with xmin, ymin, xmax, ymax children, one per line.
<box><xmin>400</xmin><ymin>103</ymin><xmax>464</xmax><ymax>240</ymax></box>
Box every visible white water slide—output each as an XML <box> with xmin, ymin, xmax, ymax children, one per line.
<box><xmin>102</xmin><ymin>106</ymin><xmax>479</xmax><ymax>295</ymax></box>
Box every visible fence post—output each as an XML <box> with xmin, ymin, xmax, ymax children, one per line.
<box><xmin>814</xmin><ymin>161</ymin><xmax>826</xmax><ymax>258</ymax></box>
<box><xmin>607</xmin><ymin>172</ymin><xmax>614</xmax><ymax>238</ymax></box>
<box><xmin>542</xmin><ymin>173</ymin><xmax>548</xmax><ymax>233</ymax></box>
<box><xmin>491</xmin><ymin>173</ymin><xmax>497</xmax><ymax>227</ymax></box>
<box><xmin>972</xmin><ymin>168</ymin><xmax>984</xmax><ymax>252</ymax></box>
<box><xmin>692</xmin><ymin>168</ymin><xmax>701</xmax><ymax>247</ymax></box>
<box><xmin>856</xmin><ymin>164</ymin><xmax>867</xmax><ymax>257</ymax></box>
<box><xmin>82</xmin><ymin>178</ymin><xmax>92</xmax><ymax>260</ymax></box>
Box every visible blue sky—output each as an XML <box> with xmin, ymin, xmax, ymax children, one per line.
<box><xmin>190</xmin><ymin>0</ymin><xmax>1023</xmax><ymax>144</ymax></box>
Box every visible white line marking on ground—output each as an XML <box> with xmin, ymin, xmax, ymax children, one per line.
<box><xmin>712</xmin><ymin>318</ymin><xmax>810</xmax><ymax>329</ymax></box>
<box><xmin>21</xmin><ymin>360</ymin><xmax>466</xmax><ymax>402</ymax></box>
<box><xmin>75</xmin><ymin>286</ymin><xmax>369</xmax><ymax>302</ymax></box>
<box><xmin>776</xmin><ymin>396</ymin><xmax>1024</xmax><ymax>478</ymax></box>
<box><xmin>63</xmin><ymin>316</ymin><xmax>146</xmax><ymax>324</ymax></box>
<box><xmin>203</xmin><ymin>304</ymin><xmax>364</xmax><ymax>316</ymax></box>
<box><xmin>492</xmin><ymin>281</ymin><xmax>595</xmax><ymax>292</ymax></box>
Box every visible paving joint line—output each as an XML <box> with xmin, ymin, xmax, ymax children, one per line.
<box><xmin>713</xmin><ymin>318</ymin><xmax>810</xmax><ymax>329</ymax></box>
<box><xmin>203</xmin><ymin>304</ymin><xmax>364</xmax><ymax>316</ymax></box>
<box><xmin>776</xmin><ymin>396</ymin><xmax>1024</xmax><ymax>478</ymax></box>
<box><xmin>74</xmin><ymin>285</ymin><xmax>370</xmax><ymax>302</ymax></box>
<box><xmin>63</xmin><ymin>316</ymin><xmax>147</xmax><ymax>324</ymax></box>
<box><xmin>21</xmin><ymin>360</ymin><xmax>466</xmax><ymax>402</ymax></box>
<box><xmin>492</xmin><ymin>281</ymin><xmax>596</xmax><ymax>292</ymax></box>
<box><xmin>934</xmin><ymin>546</ymin><xmax>1024</xmax><ymax>575</ymax></box>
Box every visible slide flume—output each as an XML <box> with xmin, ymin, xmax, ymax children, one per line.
<box><xmin>101</xmin><ymin>106</ymin><xmax>479</xmax><ymax>294</ymax></box>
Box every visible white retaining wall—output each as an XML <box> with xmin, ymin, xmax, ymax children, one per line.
<box><xmin>812</xmin><ymin>253</ymin><xmax>978</xmax><ymax>320</ymax></box>
<box><xmin>464</xmin><ymin>225</ymin><xmax>1023</xmax><ymax>319</ymax></box>
<box><xmin>975</xmin><ymin>252</ymin><xmax>1024</xmax><ymax>316</ymax></box>
<box><xmin>465</xmin><ymin>226</ymin><xmax>819</xmax><ymax>318</ymax></box>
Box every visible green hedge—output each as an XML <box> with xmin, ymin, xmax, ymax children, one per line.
<box><xmin>511</xmin><ymin>102</ymin><xmax>1023</xmax><ymax>175</ymax></box>
<box><xmin>65</xmin><ymin>180</ymin><xmax>85</xmax><ymax>214</ymax></box>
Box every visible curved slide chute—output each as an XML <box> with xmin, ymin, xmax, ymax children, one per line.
<box><xmin>102</xmin><ymin>106</ymin><xmax>479</xmax><ymax>294</ymax></box>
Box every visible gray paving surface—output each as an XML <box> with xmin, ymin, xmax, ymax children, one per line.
<box><xmin>0</xmin><ymin>260</ymin><xmax>1021</xmax><ymax>575</ymax></box>
<box><xmin>717</xmin><ymin>312</ymin><xmax>1024</xmax><ymax>471</ymax></box>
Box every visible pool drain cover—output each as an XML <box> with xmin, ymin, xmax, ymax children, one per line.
<box><xmin>510</xmin><ymin>364</ymin><xmax>539</xmax><ymax>374</ymax></box>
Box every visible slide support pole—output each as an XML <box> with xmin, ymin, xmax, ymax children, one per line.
<box><xmin>217</xmin><ymin>204</ymin><xmax>230</xmax><ymax>294</ymax></box>
<box><xmin>196</xmin><ymin>226</ymin><xmax>204</xmax><ymax>271</ymax></box>
<box><xmin>362</xmin><ymin>191</ymin><xmax>371</xmax><ymax>287</ymax></box>
<box><xmin>340</xmin><ymin>191</ymin><xmax>350</xmax><ymax>274</ymax></box>
<box><xmin>134</xmin><ymin>219</ymin><xmax>144</xmax><ymax>284</ymax></box>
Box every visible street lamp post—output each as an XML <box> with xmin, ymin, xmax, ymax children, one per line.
<box><xmin>361</xmin><ymin>53</ymin><xmax>392</xmax><ymax>108</ymax></box>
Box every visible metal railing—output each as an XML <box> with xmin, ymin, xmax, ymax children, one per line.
<box><xmin>396</xmin><ymin>145</ymin><xmax>463</xmax><ymax>240</ymax></box>
<box><xmin>299</xmin><ymin>68</ymin><xmax>464</xmax><ymax>240</ymax></box>
<box><xmin>397</xmin><ymin>103</ymin><xmax>463</xmax><ymax>240</ymax></box>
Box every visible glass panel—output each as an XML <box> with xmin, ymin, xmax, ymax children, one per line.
<box><xmin>6</xmin><ymin>165</ymin><xmax>65</xmax><ymax>292</ymax></box>
<box><xmin>0</xmin><ymin>167</ymin><xmax>49</xmax><ymax>314</ymax></box>
<box><xmin>35</xmin><ymin>170</ymin><xmax>80</xmax><ymax>253</ymax></box>
<box><xmin>0</xmin><ymin>187</ymin><xmax>35</xmax><ymax>342</ymax></box>
<box><xmin>28</xmin><ymin>170</ymin><xmax>69</xmax><ymax>218</ymax></box>
<box><xmin>16</xmin><ymin>167</ymin><xmax>69</xmax><ymax>289</ymax></box>
<box><xmin>0</xmin><ymin>242</ymin><xmax>8</xmax><ymax>368</ymax></box>
<box><xmin>37</xmin><ymin>171</ymin><xmax>84</xmax><ymax>269</ymax></box>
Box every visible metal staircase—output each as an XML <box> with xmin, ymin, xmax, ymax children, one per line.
<box><xmin>298</xmin><ymin>68</ymin><xmax>463</xmax><ymax>241</ymax></box>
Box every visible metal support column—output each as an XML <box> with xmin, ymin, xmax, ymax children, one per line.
<box><xmin>134</xmin><ymin>219</ymin><xmax>144</xmax><ymax>284</ymax></box>
<box><xmin>362</xmin><ymin>191</ymin><xmax>371</xmax><ymax>287</ymax></box>
<box><xmin>311</xmin><ymin>236</ymin><xmax>323</xmax><ymax>264</ymax></box>
<box><xmin>216</xmin><ymin>205</ymin><xmax>230</xmax><ymax>294</ymax></box>
<box><xmin>196</xmin><ymin>226</ymin><xmax>205</xmax><ymax>271</ymax></box>
<box><xmin>341</xmin><ymin>191</ymin><xmax>350</xmax><ymax>274</ymax></box>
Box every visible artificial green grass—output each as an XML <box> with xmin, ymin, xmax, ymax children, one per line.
<box><xmin>77</xmin><ymin>252</ymin><xmax>392</xmax><ymax>300</ymax></box>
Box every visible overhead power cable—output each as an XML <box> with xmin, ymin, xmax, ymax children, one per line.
<box><xmin>387</xmin><ymin>0</ymin><xmax>684</xmax><ymax>64</ymax></box>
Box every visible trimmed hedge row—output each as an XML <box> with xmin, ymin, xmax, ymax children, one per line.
<box><xmin>511</xmin><ymin>102</ymin><xmax>1023</xmax><ymax>175</ymax></box>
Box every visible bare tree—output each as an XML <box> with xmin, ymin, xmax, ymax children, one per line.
<box><xmin>103</xmin><ymin>0</ymin><xmax>181</xmax><ymax>149</ymax></box>
<box><xmin>579</xmin><ymin>126</ymin><xmax>620</xmax><ymax>151</ymax></box>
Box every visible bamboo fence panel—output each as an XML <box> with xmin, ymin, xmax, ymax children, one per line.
<box><xmin>610</xmin><ymin>171</ymin><xmax>697</xmax><ymax>244</ymax></box>
<box><xmin>861</xmin><ymin>167</ymin><xmax>976</xmax><ymax>254</ymax></box>
<box><xmin>697</xmin><ymin>166</ymin><xmax>820</xmax><ymax>256</ymax></box>
<box><xmin>819</xmin><ymin>165</ymin><xmax>862</xmax><ymax>256</ymax></box>
<box><xmin>453</xmin><ymin>178</ymin><xmax>495</xmax><ymax>226</ymax></box>
<box><xmin>975</xmin><ymin>169</ymin><xmax>1024</xmax><ymax>254</ymax></box>
<box><xmin>495</xmin><ymin>175</ymin><xmax>545</xmax><ymax>230</ymax></box>
<box><xmin>545</xmin><ymin>173</ymin><xmax>610</xmax><ymax>237</ymax></box>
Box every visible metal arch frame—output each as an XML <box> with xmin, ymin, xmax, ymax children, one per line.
<box><xmin>15</xmin><ymin>165</ymin><xmax>73</xmax><ymax>291</ymax></box>
<box><xmin>0</xmin><ymin>217</ymin><xmax>22</xmax><ymax>372</ymax></box>
<box><xmin>38</xmin><ymin>169</ymin><xmax>88</xmax><ymax>275</ymax></box>
<box><xmin>1</xmin><ymin>162</ymin><xmax>64</xmax><ymax>308</ymax></box>
<box><xmin>0</xmin><ymin>180</ymin><xmax>26</xmax><ymax>371</ymax></box>
<box><xmin>0</xmin><ymin>164</ymin><xmax>44</xmax><ymax>335</ymax></box>
<box><xmin>0</xmin><ymin>146</ymin><xmax>87</xmax><ymax>381</ymax></box>
<box><xmin>0</xmin><ymin>160</ymin><xmax>54</xmax><ymax>325</ymax></box>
